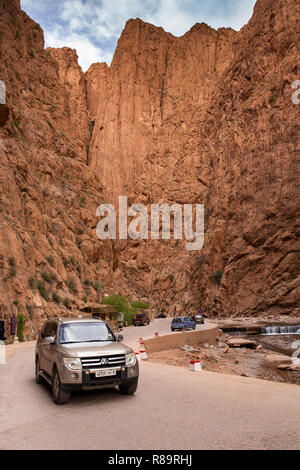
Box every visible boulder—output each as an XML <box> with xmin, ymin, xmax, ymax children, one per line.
<box><xmin>226</xmin><ymin>338</ymin><xmax>258</xmax><ymax>349</ymax></box>
<box><xmin>264</xmin><ymin>354</ymin><xmax>293</xmax><ymax>367</ymax></box>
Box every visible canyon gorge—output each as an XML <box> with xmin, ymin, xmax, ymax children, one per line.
<box><xmin>0</xmin><ymin>0</ymin><xmax>299</xmax><ymax>339</ymax></box>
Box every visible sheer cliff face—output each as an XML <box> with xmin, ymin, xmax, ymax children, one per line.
<box><xmin>88</xmin><ymin>19</ymin><xmax>236</xmax><ymax>201</ymax></box>
<box><xmin>0</xmin><ymin>0</ymin><xmax>134</xmax><ymax>337</ymax></box>
<box><xmin>88</xmin><ymin>0</ymin><xmax>299</xmax><ymax>318</ymax></box>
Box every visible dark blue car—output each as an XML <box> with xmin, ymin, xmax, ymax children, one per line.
<box><xmin>171</xmin><ymin>316</ymin><xmax>196</xmax><ymax>332</ymax></box>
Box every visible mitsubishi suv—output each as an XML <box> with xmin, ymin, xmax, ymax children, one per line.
<box><xmin>35</xmin><ymin>317</ymin><xmax>139</xmax><ymax>405</ymax></box>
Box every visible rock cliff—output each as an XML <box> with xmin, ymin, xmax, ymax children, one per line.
<box><xmin>0</xmin><ymin>0</ymin><xmax>299</xmax><ymax>339</ymax></box>
<box><xmin>113</xmin><ymin>0</ymin><xmax>300</xmax><ymax>316</ymax></box>
<box><xmin>0</xmin><ymin>0</ymin><xmax>134</xmax><ymax>338</ymax></box>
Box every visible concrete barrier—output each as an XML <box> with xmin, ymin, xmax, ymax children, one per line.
<box><xmin>144</xmin><ymin>323</ymin><xmax>219</xmax><ymax>354</ymax></box>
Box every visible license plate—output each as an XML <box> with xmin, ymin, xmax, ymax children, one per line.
<box><xmin>95</xmin><ymin>369</ymin><xmax>117</xmax><ymax>378</ymax></box>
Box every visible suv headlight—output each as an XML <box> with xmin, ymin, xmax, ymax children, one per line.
<box><xmin>63</xmin><ymin>357</ymin><xmax>82</xmax><ymax>370</ymax></box>
<box><xmin>126</xmin><ymin>353</ymin><xmax>137</xmax><ymax>367</ymax></box>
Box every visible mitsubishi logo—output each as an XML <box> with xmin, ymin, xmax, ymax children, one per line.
<box><xmin>100</xmin><ymin>358</ymin><xmax>109</xmax><ymax>366</ymax></box>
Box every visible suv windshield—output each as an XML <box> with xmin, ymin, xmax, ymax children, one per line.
<box><xmin>59</xmin><ymin>322</ymin><xmax>115</xmax><ymax>344</ymax></box>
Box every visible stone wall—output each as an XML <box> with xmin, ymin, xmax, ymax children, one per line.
<box><xmin>144</xmin><ymin>324</ymin><xmax>219</xmax><ymax>354</ymax></box>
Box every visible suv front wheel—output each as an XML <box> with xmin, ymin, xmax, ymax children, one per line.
<box><xmin>52</xmin><ymin>367</ymin><xmax>71</xmax><ymax>405</ymax></box>
<box><xmin>119</xmin><ymin>379</ymin><xmax>138</xmax><ymax>396</ymax></box>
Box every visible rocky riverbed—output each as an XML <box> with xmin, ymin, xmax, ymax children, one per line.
<box><xmin>148</xmin><ymin>327</ymin><xmax>300</xmax><ymax>385</ymax></box>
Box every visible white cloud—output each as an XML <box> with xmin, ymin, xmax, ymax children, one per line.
<box><xmin>21</xmin><ymin>0</ymin><xmax>257</xmax><ymax>71</ymax></box>
<box><xmin>45</xmin><ymin>27</ymin><xmax>113</xmax><ymax>71</ymax></box>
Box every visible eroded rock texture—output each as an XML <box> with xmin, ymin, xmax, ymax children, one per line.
<box><xmin>0</xmin><ymin>0</ymin><xmax>134</xmax><ymax>338</ymax></box>
<box><xmin>89</xmin><ymin>0</ymin><xmax>299</xmax><ymax>318</ymax></box>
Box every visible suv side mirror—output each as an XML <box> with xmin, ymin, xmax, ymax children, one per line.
<box><xmin>116</xmin><ymin>334</ymin><xmax>123</xmax><ymax>343</ymax></box>
<box><xmin>44</xmin><ymin>336</ymin><xmax>55</xmax><ymax>345</ymax></box>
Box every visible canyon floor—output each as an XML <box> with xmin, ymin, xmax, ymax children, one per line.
<box><xmin>1</xmin><ymin>319</ymin><xmax>299</xmax><ymax>450</ymax></box>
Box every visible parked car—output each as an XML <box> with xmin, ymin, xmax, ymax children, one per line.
<box><xmin>35</xmin><ymin>317</ymin><xmax>139</xmax><ymax>405</ymax></box>
<box><xmin>194</xmin><ymin>313</ymin><xmax>205</xmax><ymax>324</ymax></box>
<box><xmin>155</xmin><ymin>313</ymin><xmax>167</xmax><ymax>319</ymax></box>
<box><xmin>171</xmin><ymin>316</ymin><xmax>196</xmax><ymax>332</ymax></box>
<box><xmin>133</xmin><ymin>313</ymin><xmax>150</xmax><ymax>327</ymax></box>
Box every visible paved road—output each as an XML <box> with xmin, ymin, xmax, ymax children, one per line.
<box><xmin>0</xmin><ymin>320</ymin><xmax>299</xmax><ymax>450</ymax></box>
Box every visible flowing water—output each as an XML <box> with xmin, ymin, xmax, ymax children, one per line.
<box><xmin>221</xmin><ymin>324</ymin><xmax>300</xmax><ymax>384</ymax></box>
<box><xmin>261</xmin><ymin>325</ymin><xmax>300</xmax><ymax>336</ymax></box>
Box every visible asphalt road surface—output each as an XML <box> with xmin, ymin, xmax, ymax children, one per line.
<box><xmin>0</xmin><ymin>319</ymin><xmax>299</xmax><ymax>450</ymax></box>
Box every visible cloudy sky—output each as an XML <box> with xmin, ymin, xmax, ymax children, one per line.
<box><xmin>21</xmin><ymin>0</ymin><xmax>256</xmax><ymax>71</ymax></box>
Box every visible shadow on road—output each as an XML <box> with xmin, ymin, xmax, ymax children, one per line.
<box><xmin>35</xmin><ymin>378</ymin><xmax>137</xmax><ymax>407</ymax></box>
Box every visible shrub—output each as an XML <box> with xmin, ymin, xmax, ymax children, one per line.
<box><xmin>76</xmin><ymin>265</ymin><xmax>81</xmax><ymax>276</ymax></box>
<box><xmin>66</xmin><ymin>279</ymin><xmax>77</xmax><ymax>294</ymax></box>
<box><xmin>83</xmin><ymin>295</ymin><xmax>88</xmax><ymax>304</ymax></box>
<box><xmin>69</xmin><ymin>256</ymin><xmax>76</xmax><ymax>266</ymax></box>
<box><xmin>41</xmin><ymin>270</ymin><xmax>57</xmax><ymax>284</ymax></box>
<box><xmin>37</xmin><ymin>280</ymin><xmax>49</xmax><ymax>301</ymax></box>
<box><xmin>11</xmin><ymin>120</ymin><xmax>19</xmax><ymax>128</ymax></box>
<box><xmin>8</xmin><ymin>257</ymin><xmax>16</xmax><ymax>267</ymax></box>
<box><xmin>84</xmin><ymin>286</ymin><xmax>91</xmax><ymax>296</ymax></box>
<box><xmin>26</xmin><ymin>304</ymin><xmax>34</xmax><ymax>320</ymax></box>
<box><xmin>131</xmin><ymin>300</ymin><xmax>150</xmax><ymax>310</ymax></box>
<box><xmin>153</xmin><ymin>278</ymin><xmax>159</xmax><ymax>286</ymax></box>
<box><xmin>29</xmin><ymin>49</ymin><xmax>35</xmax><ymax>58</ymax></box>
<box><xmin>15</xmin><ymin>30</ymin><xmax>21</xmax><ymax>40</ymax></box>
<box><xmin>28</xmin><ymin>276</ymin><xmax>37</xmax><ymax>289</ymax></box>
<box><xmin>124</xmin><ymin>312</ymin><xmax>134</xmax><ymax>326</ymax></box>
<box><xmin>63</xmin><ymin>298</ymin><xmax>71</xmax><ymax>310</ymax></box>
<box><xmin>9</xmin><ymin>265</ymin><xmax>17</xmax><ymax>277</ymax></box>
<box><xmin>17</xmin><ymin>314</ymin><xmax>27</xmax><ymax>343</ymax></box>
<box><xmin>268</xmin><ymin>94</ymin><xmax>276</xmax><ymax>105</ymax></box>
<box><xmin>52</xmin><ymin>292</ymin><xmax>61</xmax><ymax>304</ymax></box>
<box><xmin>77</xmin><ymin>228</ymin><xmax>84</xmax><ymax>235</ymax></box>
<box><xmin>102</xmin><ymin>295</ymin><xmax>143</xmax><ymax>326</ymax></box>
<box><xmin>42</xmin><ymin>187</ymin><xmax>49</xmax><ymax>198</ymax></box>
<box><xmin>209</xmin><ymin>270</ymin><xmax>224</xmax><ymax>285</ymax></box>
<box><xmin>80</xmin><ymin>197</ymin><xmax>86</xmax><ymax>207</ymax></box>
<box><xmin>197</xmin><ymin>256</ymin><xmax>205</xmax><ymax>267</ymax></box>
<box><xmin>168</xmin><ymin>274</ymin><xmax>174</xmax><ymax>283</ymax></box>
<box><xmin>92</xmin><ymin>281</ymin><xmax>102</xmax><ymax>293</ymax></box>
<box><xmin>45</xmin><ymin>256</ymin><xmax>55</xmax><ymax>267</ymax></box>
<box><xmin>62</xmin><ymin>257</ymin><xmax>68</xmax><ymax>266</ymax></box>
<box><xmin>102</xmin><ymin>294</ymin><xmax>130</xmax><ymax>313</ymax></box>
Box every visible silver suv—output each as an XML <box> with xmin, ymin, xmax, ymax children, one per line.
<box><xmin>35</xmin><ymin>317</ymin><xmax>139</xmax><ymax>405</ymax></box>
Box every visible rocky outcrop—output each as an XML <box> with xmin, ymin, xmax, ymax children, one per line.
<box><xmin>88</xmin><ymin>19</ymin><xmax>236</xmax><ymax>201</ymax></box>
<box><xmin>91</xmin><ymin>0</ymin><xmax>299</xmax><ymax>318</ymax></box>
<box><xmin>85</xmin><ymin>62</ymin><xmax>109</xmax><ymax>120</ymax></box>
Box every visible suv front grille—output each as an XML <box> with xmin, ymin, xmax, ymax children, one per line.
<box><xmin>81</xmin><ymin>355</ymin><xmax>126</xmax><ymax>370</ymax></box>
